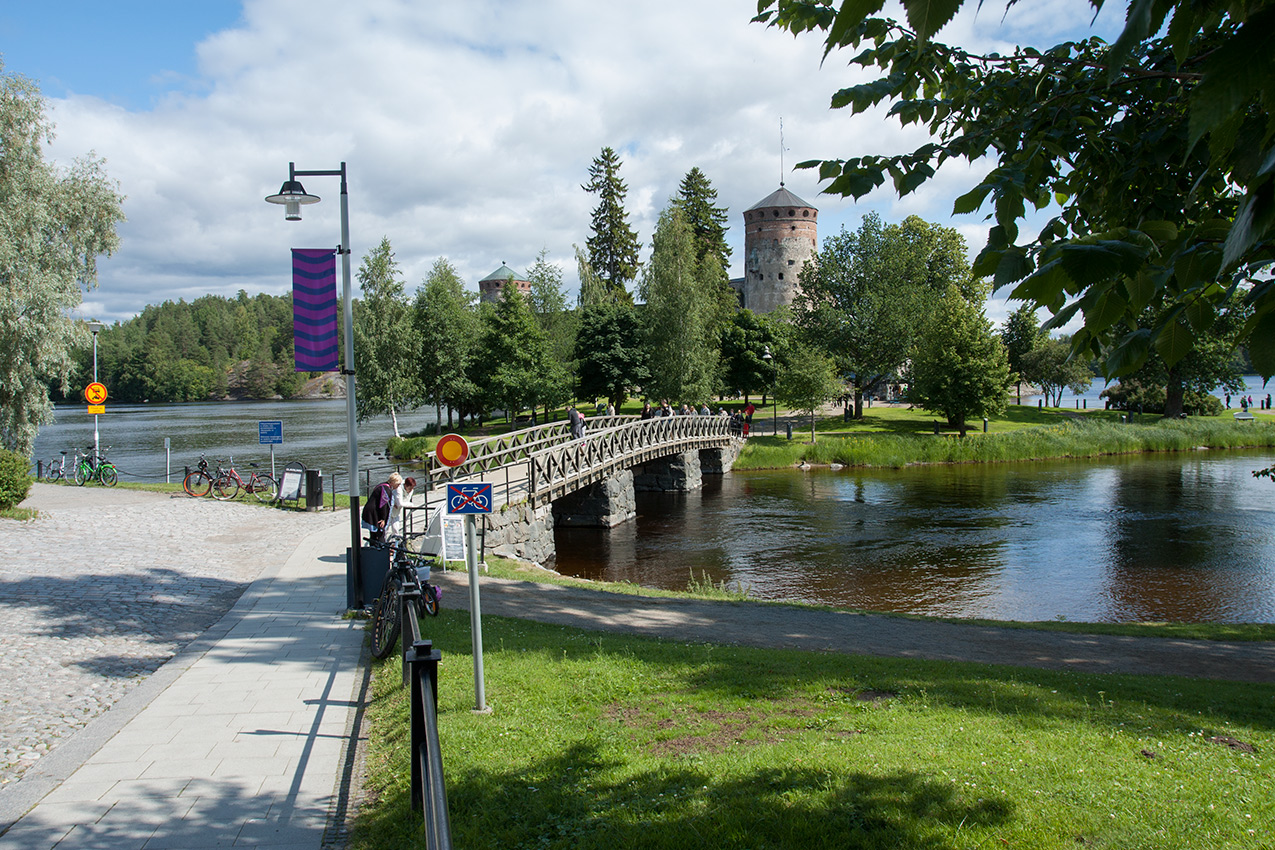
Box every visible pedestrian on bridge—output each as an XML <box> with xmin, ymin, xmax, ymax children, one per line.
<box><xmin>568</xmin><ymin>405</ymin><xmax>586</xmax><ymax>439</ymax></box>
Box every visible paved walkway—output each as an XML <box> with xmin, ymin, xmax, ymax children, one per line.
<box><xmin>0</xmin><ymin>487</ymin><xmax>364</xmax><ymax>849</ymax></box>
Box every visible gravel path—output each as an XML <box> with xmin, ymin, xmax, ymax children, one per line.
<box><xmin>0</xmin><ymin>484</ymin><xmax>337</xmax><ymax>787</ymax></box>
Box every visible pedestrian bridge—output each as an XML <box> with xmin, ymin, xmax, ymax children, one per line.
<box><xmin>411</xmin><ymin>414</ymin><xmax>745</xmax><ymax>563</ymax></box>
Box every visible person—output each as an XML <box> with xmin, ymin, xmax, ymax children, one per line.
<box><xmin>361</xmin><ymin>472</ymin><xmax>401</xmax><ymax>545</ymax></box>
<box><xmin>640</xmin><ymin>402</ymin><xmax>654</xmax><ymax>420</ymax></box>
<box><xmin>568</xmin><ymin>405</ymin><xmax>585</xmax><ymax>439</ymax></box>
<box><xmin>699</xmin><ymin>403</ymin><xmax>711</xmax><ymax>416</ymax></box>
<box><xmin>1226</xmin><ymin>393</ymin><xmax>1231</xmax><ymax>408</ymax></box>
<box><xmin>386</xmin><ymin>476</ymin><xmax>416</xmax><ymax>540</ymax></box>
<box><xmin>605</xmin><ymin>401</ymin><xmax>615</xmax><ymax>416</ymax></box>
<box><xmin>1241</xmin><ymin>396</ymin><xmax>1249</xmax><ymax>412</ymax></box>
<box><xmin>744</xmin><ymin>401</ymin><xmax>755</xmax><ymax>437</ymax></box>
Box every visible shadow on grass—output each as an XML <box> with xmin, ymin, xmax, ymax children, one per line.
<box><xmin>364</xmin><ymin>740</ymin><xmax>1010</xmax><ymax>850</ymax></box>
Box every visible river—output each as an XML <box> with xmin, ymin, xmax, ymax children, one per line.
<box><xmin>30</xmin><ymin>397</ymin><xmax>1275</xmax><ymax>624</ymax></box>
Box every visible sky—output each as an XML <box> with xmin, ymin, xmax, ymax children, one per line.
<box><xmin>0</xmin><ymin>0</ymin><xmax>1125</xmax><ymax>327</ymax></box>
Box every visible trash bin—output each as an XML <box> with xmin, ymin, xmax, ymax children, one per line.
<box><xmin>305</xmin><ymin>469</ymin><xmax>323</xmax><ymax>511</ymax></box>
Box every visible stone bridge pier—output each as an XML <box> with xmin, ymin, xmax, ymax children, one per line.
<box><xmin>484</xmin><ymin>443</ymin><xmax>742</xmax><ymax>565</ymax></box>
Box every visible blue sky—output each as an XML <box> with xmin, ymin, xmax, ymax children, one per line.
<box><xmin>1</xmin><ymin>0</ymin><xmax>1124</xmax><ymax>325</ymax></box>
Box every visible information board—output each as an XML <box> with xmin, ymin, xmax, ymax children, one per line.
<box><xmin>442</xmin><ymin>516</ymin><xmax>467</xmax><ymax>561</ymax></box>
<box><xmin>259</xmin><ymin>420</ymin><xmax>283</xmax><ymax>445</ymax></box>
<box><xmin>278</xmin><ymin>468</ymin><xmax>304</xmax><ymax>501</ymax></box>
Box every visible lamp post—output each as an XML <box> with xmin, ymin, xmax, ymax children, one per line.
<box><xmin>266</xmin><ymin>162</ymin><xmax>362</xmax><ymax>602</ymax></box>
<box><xmin>762</xmin><ymin>346</ymin><xmax>777</xmax><ymax>436</ymax></box>
<box><xmin>87</xmin><ymin>321</ymin><xmax>104</xmax><ymax>459</ymax></box>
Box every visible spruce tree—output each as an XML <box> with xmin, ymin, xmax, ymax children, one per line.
<box><xmin>582</xmin><ymin>147</ymin><xmax>641</xmax><ymax>296</ymax></box>
<box><xmin>673</xmin><ymin>167</ymin><xmax>731</xmax><ymax>278</ymax></box>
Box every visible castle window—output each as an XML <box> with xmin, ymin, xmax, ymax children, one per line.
<box><xmin>803</xmin><ymin>210</ymin><xmax>809</xmax><ymax>217</ymax></box>
<box><xmin>788</xmin><ymin>209</ymin><xmax>795</xmax><ymax>216</ymax></box>
<box><xmin>788</xmin><ymin>259</ymin><xmax>795</xmax><ymax>265</ymax></box>
<box><xmin>791</xmin><ymin>225</ymin><xmax>796</xmax><ymax>230</ymax></box>
<box><xmin>772</xmin><ymin>210</ymin><xmax>779</xmax><ymax>217</ymax></box>
<box><xmin>778</xmin><ymin>273</ymin><xmax>784</xmax><ymax>280</ymax></box>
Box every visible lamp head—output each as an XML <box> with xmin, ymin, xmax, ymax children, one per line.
<box><xmin>762</xmin><ymin>346</ymin><xmax>772</xmax><ymax>361</ymax></box>
<box><xmin>87</xmin><ymin>321</ymin><xmax>105</xmax><ymax>335</ymax></box>
<box><xmin>265</xmin><ymin>179</ymin><xmax>321</xmax><ymax>221</ymax></box>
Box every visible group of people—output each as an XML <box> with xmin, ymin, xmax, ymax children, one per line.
<box><xmin>361</xmin><ymin>471</ymin><xmax>416</xmax><ymax>545</ymax></box>
<box><xmin>1231</xmin><ymin>394</ymin><xmax>1270</xmax><ymax>412</ymax></box>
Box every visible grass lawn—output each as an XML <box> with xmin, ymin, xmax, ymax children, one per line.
<box><xmin>353</xmin><ymin>610</ymin><xmax>1273</xmax><ymax>850</ymax></box>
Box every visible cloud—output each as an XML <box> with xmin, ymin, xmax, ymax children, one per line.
<box><xmin>37</xmin><ymin>0</ymin><xmax>1119</xmax><ymax>323</ymax></box>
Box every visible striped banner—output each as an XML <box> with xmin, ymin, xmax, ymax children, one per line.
<box><xmin>292</xmin><ymin>248</ymin><xmax>339</xmax><ymax>372</ymax></box>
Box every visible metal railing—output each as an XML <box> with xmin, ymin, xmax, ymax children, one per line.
<box><xmin>400</xmin><ymin>588</ymin><xmax>451</xmax><ymax>848</ymax></box>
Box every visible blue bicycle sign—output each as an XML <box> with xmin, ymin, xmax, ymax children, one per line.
<box><xmin>447</xmin><ymin>483</ymin><xmax>492</xmax><ymax>514</ymax></box>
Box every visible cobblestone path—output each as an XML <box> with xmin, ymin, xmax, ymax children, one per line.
<box><xmin>0</xmin><ymin>485</ymin><xmax>338</xmax><ymax>786</ymax></box>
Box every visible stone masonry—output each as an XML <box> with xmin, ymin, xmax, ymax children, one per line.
<box><xmin>551</xmin><ymin>469</ymin><xmax>636</xmax><ymax>528</ymax></box>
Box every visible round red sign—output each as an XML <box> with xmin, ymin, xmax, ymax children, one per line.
<box><xmin>435</xmin><ymin>434</ymin><xmax>470</xmax><ymax>467</ymax></box>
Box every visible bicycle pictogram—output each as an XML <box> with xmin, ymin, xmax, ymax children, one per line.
<box><xmin>447</xmin><ymin>483</ymin><xmax>492</xmax><ymax>514</ymax></box>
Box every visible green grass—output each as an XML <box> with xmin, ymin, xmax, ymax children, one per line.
<box><xmin>353</xmin><ymin>611</ymin><xmax>1274</xmax><ymax>850</ymax></box>
<box><xmin>738</xmin><ymin>414</ymin><xmax>1275</xmax><ymax>470</ymax></box>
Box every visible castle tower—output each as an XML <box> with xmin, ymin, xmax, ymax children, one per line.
<box><xmin>478</xmin><ymin>263</ymin><xmax>532</xmax><ymax>303</ymax></box>
<box><xmin>737</xmin><ymin>185</ymin><xmax>818</xmax><ymax>313</ymax></box>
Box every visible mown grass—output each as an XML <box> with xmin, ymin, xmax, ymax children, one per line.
<box><xmin>739</xmin><ymin>415</ymin><xmax>1275</xmax><ymax>470</ymax></box>
<box><xmin>352</xmin><ymin>611</ymin><xmax>1273</xmax><ymax>850</ymax></box>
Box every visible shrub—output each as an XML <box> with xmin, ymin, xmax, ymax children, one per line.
<box><xmin>0</xmin><ymin>448</ymin><xmax>33</xmax><ymax>510</ymax></box>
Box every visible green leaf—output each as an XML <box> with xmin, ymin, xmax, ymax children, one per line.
<box><xmin>1184</xmin><ymin>297</ymin><xmax>1216</xmax><ymax>333</ymax></box>
<box><xmin>1172</xmin><ymin>244</ymin><xmax>1223</xmax><ymax>293</ymax></box>
<box><xmin>1152</xmin><ymin>313</ymin><xmax>1194</xmax><ymax>368</ymax></box>
<box><xmin>1103</xmin><ymin>328</ymin><xmax>1152</xmax><ymax>378</ymax></box>
<box><xmin>1136</xmin><ymin>220</ymin><xmax>1178</xmax><ymax>249</ymax></box>
<box><xmin>902</xmin><ymin>0</ymin><xmax>962</xmax><ymax>41</ymax></box>
<box><xmin>1059</xmin><ymin>241</ymin><xmax>1146</xmax><ymax>286</ymax></box>
<box><xmin>1082</xmin><ymin>287</ymin><xmax>1129</xmax><ymax>334</ymax></box>
<box><xmin>952</xmin><ymin>184</ymin><xmax>992</xmax><ymax>216</ymax></box>
<box><xmin>1009</xmin><ymin>259</ymin><xmax>1068</xmax><ymax>304</ymax></box>
<box><xmin>993</xmin><ymin>248</ymin><xmax>1033</xmax><ymax>292</ymax></box>
<box><xmin>1247</xmin><ymin>310</ymin><xmax>1275</xmax><ymax>380</ymax></box>
<box><xmin>1123</xmin><ymin>270</ymin><xmax>1157</xmax><ymax>313</ymax></box>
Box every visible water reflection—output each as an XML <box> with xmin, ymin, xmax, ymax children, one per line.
<box><xmin>554</xmin><ymin>452</ymin><xmax>1275</xmax><ymax>623</ymax></box>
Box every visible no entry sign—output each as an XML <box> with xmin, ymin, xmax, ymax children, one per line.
<box><xmin>435</xmin><ymin>433</ymin><xmax>470</xmax><ymax>467</ymax></box>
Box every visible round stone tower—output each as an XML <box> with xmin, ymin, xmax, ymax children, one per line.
<box><xmin>739</xmin><ymin>185</ymin><xmax>817</xmax><ymax>313</ymax></box>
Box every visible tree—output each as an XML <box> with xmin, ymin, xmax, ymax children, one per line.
<box><xmin>1021</xmin><ymin>337</ymin><xmax>1094</xmax><ymax>408</ymax></box>
<box><xmin>582</xmin><ymin>147</ymin><xmax>641</xmax><ymax>296</ymax></box>
<box><xmin>413</xmin><ymin>258</ymin><xmax>479</xmax><ymax>430</ymax></box>
<box><xmin>473</xmin><ymin>287</ymin><xmax>553</xmax><ymax>424</ymax></box>
<box><xmin>0</xmin><ymin>65</ymin><xmax>124</xmax><ymax>456</ymax></box>
<box><xmin>574</xmin><ymin>300</ymin><xmax>648</xmax><ymax>408</ymax></box>
<box><xmin>526</xmin><ymin>250</ymin><xmax>576</xmax><ymax>421</ymax></box>
<box><xmin>718</xmin><ymin>309</ymin><xmax>779</xmax><ymax>403</ymax></box>
<box><xmin>908</xmin><ymin>284</ymin><xmax>1013</xmax><ymax>435</ymax></box>
<box><xmin>792</xmin><ymin>213</ymin><xmax>973</xmax><ymax>418</ymax></box>
<box><xmin>774</xmin><ymin>341</ymin><xmax>842</xmax><ymax>442</ymax></box>
<box><xmin>639</xmin><ymin>206</ymin><xmax>721</xmax><ymax>405</ymax></box>
<box><xmin>756</xmin><ymin>1</ymin><xmax>1275</xmax><ymax>380</ymax></box>
<box><xmin>353</xmin><ymin>237</ymin><xmax>420</xmax><ymax>436</ymax></box>
<box><xmin>1000</xmin><ymin>304</ymin><xmax>1048</xmax><ymax>405</ymax></box>
<box><xmin>673</xmin><ymin>167</ymin><xmax>732</xmax><ymax>279</ymax></box>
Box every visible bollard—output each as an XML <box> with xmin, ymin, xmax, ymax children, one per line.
<box><xmin>1038</xmin><ymin>399</ymin><xmax>1042</xmax><ymax>409</ymax></box>
<box><xmin>785</xmin><ymin>422</ymin><xmax>792</xmax><ymax>440</ymax></box>
<box><xmin>1083</xmin><ymin>399</ymin><xmax>1087</xmax><ymax>409</ymax></box>
<box><xmin>983</xmin><ymin>417</ymin><xmax>988</xmax><ymax>433</ymax></box>
<box><xmin>1121</xmin><ymin>414</ymin><xmax>1127</xmax><ymax>423</ymax></box>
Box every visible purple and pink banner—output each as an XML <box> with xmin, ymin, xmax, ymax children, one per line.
<box><xmin>292</xmin><ymin>248</ymin><xmax>339</xmax><ymax>372</ymax></box>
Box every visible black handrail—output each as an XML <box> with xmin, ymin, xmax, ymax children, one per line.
<box><xmin>400</xmin><ymin>589</ymin><xmax>452</xmax><ymax>848</ymax></box>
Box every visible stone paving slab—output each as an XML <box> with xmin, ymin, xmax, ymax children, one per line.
<box><xmin>0</xmin><ymin>485</ymin><xmax>365</xmax><ymax>849</ymax></box>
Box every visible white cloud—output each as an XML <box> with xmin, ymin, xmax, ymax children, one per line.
<box><xmin>37</xmin><ymin>0</ymin><xmax>1121</xmax><ymax>323</ymax></box>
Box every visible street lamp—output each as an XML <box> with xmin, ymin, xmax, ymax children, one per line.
<box><xmin>266</xmin><ymin>162</ymin><xmax>362</xmax><ymax>605</ymax></box>
<box><xmin>87</xmin><ymin>321</ymin><xmax>104</xmax><ymax>460</ymax></box>
<box><xmin>762</xmin><ymin>346</ymin><xmax>777</xmax><ymax>436</ymax></box>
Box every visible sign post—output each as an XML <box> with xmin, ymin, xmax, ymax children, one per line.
<box><xmin>448</xmin><ymin>481</ymin><xmax>492</xmax><ymax>713</ymax></box>
<box><xmin>259</xmin><ymin>420</ymin><xmax>283</xmax><ymax>477</ymax></box>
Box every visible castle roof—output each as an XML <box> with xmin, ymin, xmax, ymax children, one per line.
<box><xmin>481</xmin><ymin>264</ymin><xmax>526</xmax><ymax>283</ymax></box>
<box><xmin>747</xmin><ymin>185</ymin><xmax>816</xmax><ymax>212</ymax></box>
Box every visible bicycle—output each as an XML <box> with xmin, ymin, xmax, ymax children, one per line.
<box><xmin>42</xmin><ymin>451</ymin><xmax>68</xmax><ymax>482</ymax></box>
<box><xmin>73</xmin><ymin>446</ymin><xmax>118</xmax><ymax>486</ymax></box>
<box><xmin>369</xmin><ymin>536</ymin><xmax>441</xmax><ymax>660</ymax></box>
<box><xmin>182</xmin><ymin>455</ymin><xmax>220</xmax><ymax>497</ymax></box>
<box><xmin>211</xmin><ymin>458</ymin><xmax>278</xmax><ymax>502</ymax></box>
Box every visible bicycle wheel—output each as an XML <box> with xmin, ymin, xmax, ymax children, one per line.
<box><xmin>211</xmin><ymin>475</ymin><xmax>239</xmax><ymax>500</ymax></box>
<box><xmin>250</xmin><ymin>474</ymin><xmax>278</xmax><ymax>503</ymax></box>
<box><xmin>46</xmin><ymin>462</ymin><xmax>63</xmax><ymax>482</ymax></box>
<box><xmin>421</xmin><ymin>583</ymin><xmax>439</xmax><ymax>617</ymax></box>
<box><xmin>74</xmin><ymin>463</ymin><xmax>90</xmax><ymax>486</ymax></box>
<box><xmin>99</xmin><ymin>464</ymin><xmax>118</xmax><ymax>487</ymax></box>
<box><xmin>369</xmin><ymin>572</ymin><xmax>403</xmax><ymax>660</ymax></box>
<box><xmin>183</xmin><ymin>470</ymin><xmax>212</xmax><ymax>497</ymax></box>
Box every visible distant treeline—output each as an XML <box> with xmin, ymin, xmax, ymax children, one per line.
<box><xmin>58</xmin><ymin>291</ymin><xmax>317</xmax><ymax>404</ymax></box>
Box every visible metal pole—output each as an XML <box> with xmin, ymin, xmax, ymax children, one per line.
<box><xmin>92</xmin><ymin>329</ymin><xmax>100</xmax><ymax>461</ymax></box>
<box><xmin>338</xmin><ymin>164</ymin><xmax>362</xmax><ymax>602</ymax></box>
<box><xmin>466</xmin><ymin>514</ymin><xmax>488</xmax><ymax>712</ymax></box>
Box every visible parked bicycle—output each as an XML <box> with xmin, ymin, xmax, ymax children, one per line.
<box><xmin>73</xmin><ymin>446</ymin><xmax>118</xmax><ymax>487</ymax></box>
<box><xmin>370</xmin><ymin>535</ymin><xmax>441</xmax><ymax>660</ymax></box>
<box><xmin>210</xmin><ymin>458</ymin><xmax>278</xmax><ymax>502</ymax></box>
<box><xmin>42</xmin><ymin>451</ymin><xmax>68</xmax><ymax>482</ymax></box>
<box><xmin>182</xmin><ymin>455</ymin><xmax>220</xmax><ymax>497</ymax></box>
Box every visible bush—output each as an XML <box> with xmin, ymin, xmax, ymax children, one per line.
<box><xmin>0</xmin><ymin>448</ymin><xmax>33</xmax><ymax>510</ymax></box>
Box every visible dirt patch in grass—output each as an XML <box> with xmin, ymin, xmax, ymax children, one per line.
<box><xmin>606</xmin><ymin>694</ymin><xmax>842</xmax><ymax>756</ymax></box>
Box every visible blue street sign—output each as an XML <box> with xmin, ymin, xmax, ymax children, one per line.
<box><xmin>258</xmin><ymin>420</ymin><xmax>283</xmax><ymax>445</ymax></box>
<box><xmin>447</xmin><ymin>483</ymin><xmax>492</xmax><ymax>514</ymax></box>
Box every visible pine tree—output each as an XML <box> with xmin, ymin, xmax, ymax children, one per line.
<box><xmin>582</xmin><ymin>147</ymin><xmax>641</xmax><ymax>295</ymax></box>
<box><xmin>673</xmin><ymin>167</ymin><xmax>731</xmax><ymax>278</ymax></box>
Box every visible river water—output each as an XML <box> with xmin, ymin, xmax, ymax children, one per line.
<box><xmin>31</xmin><ymin>399</ymin><xmax>1275</xmax><ymax>623</ymax></box>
